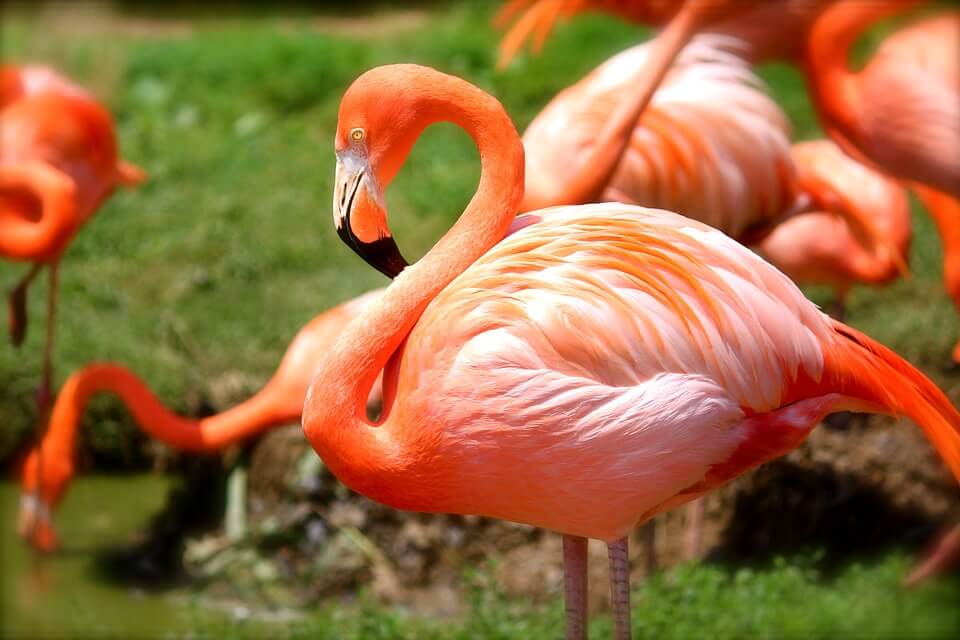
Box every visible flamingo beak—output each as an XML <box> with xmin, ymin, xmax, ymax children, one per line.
<box><xmin>333</xmin><ymin>150</ymin><xmax>408</xmax><ymax>279</ymax></box>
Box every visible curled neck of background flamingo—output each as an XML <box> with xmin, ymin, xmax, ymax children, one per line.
<box><xmin>519</xmin><ymin>3</ymin><xmax>702</xmax><ymax>211</ymax></box>
<box><xmin>804</xmin><ymin>0</ymin><xmax>918</xmax><ymax>155</ymax></box>
<box><xmin>34</xmin><ymin>363</ymin><xmax>291</xmax><ymax>488</ymax></box>
<box><xmin>302</xmin><ymin>69</ymin><xmax>525</xmax><ymax>490</ymax></box>
<box><xmin>0</xmin><ymin>163</ymin><xmax>76</xmax><ymax>260</ymax></box>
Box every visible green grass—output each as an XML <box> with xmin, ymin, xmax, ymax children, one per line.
<box><xmin>176</xmin><ymin>555</ymin><xmax>960</xmax><ymax>639</ymax></box>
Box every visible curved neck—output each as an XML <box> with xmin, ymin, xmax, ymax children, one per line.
<box><xmin>41</xmin><ymin>363</ymin><xmax>292</xmax><ymax>464</ymax></box>
<box><xmin>303</xmin><ymin>73</ymin><xmax>525</xmax><ymax>494</ymax></box>
<box><xmin>0</xmin><ymin>162</ymin><xmax>76</xmax><ymax>260</ymax></box>
<box><xmin>521</xmin><ymin>3</ymin><xmax>702</xmax><ymax>211</ymax></box>
<box><xmin>804</xmin><ymin>1</ymin><xmax>918</xmax><ymax>150</ymax></box>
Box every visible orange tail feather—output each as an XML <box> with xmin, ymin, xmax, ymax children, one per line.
<box><xmin>825</xmin><ymin>320</ymin><xmax>960</xmax><ymax>482</ymax></box>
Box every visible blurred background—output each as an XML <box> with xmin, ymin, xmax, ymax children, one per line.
<box><xmin>1</xmin><ymin>1</ymin><xmax>959</xmax><ymax>638</ymax></box>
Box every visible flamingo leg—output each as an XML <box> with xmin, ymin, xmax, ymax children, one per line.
<box><xmin>562</xmin><ymin>534</ymin><xmax>588</xmax><ymax>640</ymax></box>
<box><xmin>685</xmin><ymin>497</ymin><xmax>705</xmax><ymax>561</ymax></box>
<box><xmin>902</xmin><ymin>523</ymin><xmax>960</xmax><ymax>587</ymax></box>
<box><xmin>641</xmin><ymin>519</ymin><xmax>657</xmax><ymax>575</ymax></box>
<box><xmin>607</xmin><ymin>536</ymin><xmax>631</xmax><ymax>640</ymax></box>
<box><xmin>37</xmin><ymin>261</ymin><xmax>58</xmax><ymax>418</ymax></box>
<box><xmin>8</xmin><ymin>262</ymin><xmax>41</xmax><ymax>347</ymax></box>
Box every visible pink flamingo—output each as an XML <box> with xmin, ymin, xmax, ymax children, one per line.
<box><xmin>18</xmin><ymin>290</ymin><xmax>382</xmax><ymax>552</ymax></box>
<box><xmin>758</xmin><ymin>139</ymin><xmax>912</xmax><ymax>320</ymax></box>
<box><xmin>303</xmin><ymin>65</ymin><xmax>960</xmax><ymax>639</ymax></box>
<box><xmin>1</xmin><ymin>64</ymin><xmax>144</xmax><ymax>414</ymax></box>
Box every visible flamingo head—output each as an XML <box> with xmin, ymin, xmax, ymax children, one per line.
<box><xmin>18</xmin><ymin>448</ymin><xmax>73</xmax><ymax>553</ymax></box>
<box><xmin>331</xmin><ymin>66</ymin><xmax>451</xmax><ymax>279</ymax></box>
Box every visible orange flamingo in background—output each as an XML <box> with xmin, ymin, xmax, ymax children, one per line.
<box><xmin>805</xmin><ymin>5</ymin><xmax>960</xmax><ymax>361</ymax></box>
<box><xmin>1</xmin><ymin>64</ymin><xmax>145</xmax><ymax>414</ymax></box>
<box><xmin>519</xmin><ymin>35</ymin><xmax>796</xmax><ymax>233</ymax></box>
<box><xmin>518</xmin><ymin>32</ymin><xmax>899</xmax><ymax>257</ymax></box>
<box><xmin>303</xmin><ymin>65</ymin><xmax>960</xmax><ymax>639</ymax></box>
<box><xmin>18</xmin><ymin>290</ymin><xmax>383</xmax><ymax>552</ymax></box>
<box><xmin>758</xmin><ymin>140</ymin><xmax>912</xmax><ymax>320</ymax></box>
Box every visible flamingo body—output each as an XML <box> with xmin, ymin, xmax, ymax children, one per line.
<box><xmin>521</xmin><ymin>37</ymin><xmax>795</xmax><ymax>237</ymax></box>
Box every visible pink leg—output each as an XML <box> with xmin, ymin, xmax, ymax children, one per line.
<box><xmin>902</xmin><ymin>523</ymin><xmax>960</xmax><ymax>587</ymax></box>
<box><xmin>685</xmin><ymin>497</ymin><xmax>705</xmax><ymax>561</ymax></box>
<box><xmin>37</xmin><ymin>262</ymin><xmax>58</xmax><ymax>418</ymax></box>
<box><xmin>607</xmin><ymin>536</ymin><xmax>631</xmax><ymax>640</ymax></box>
<box><xmin>8</xmin><ymin>263</ymin><xmax>41</xmax><ymax>347</ymax></box>
<box><xmin>563</xmin><ymin>535</ymin><xmax>588</xmax><ymax>640</ymax></box>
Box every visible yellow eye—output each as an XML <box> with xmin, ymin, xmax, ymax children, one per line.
<box><xmin>350</xmin><ymin>128</ymin><xmax>365</xmax><ymax>142</ymax></box>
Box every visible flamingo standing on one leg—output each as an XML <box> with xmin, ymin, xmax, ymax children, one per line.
<box><xmin>757</xmin><ymin>139</ymin><xmax>912</xmax><ymax>321</ymax></box>
<box><xmin>1</xmin><ymin>64</ymin><xmax>145</xmax><ymax>415</ymax></box>
<box><xmin>303</xmin><ymin>65</ymin><xmax>960</xmax><ymax>639</ymax></box>
<box><xmin>17</xmin><ymin>289</ymin><xmax>383</xmax><ymax>552</ymax></box>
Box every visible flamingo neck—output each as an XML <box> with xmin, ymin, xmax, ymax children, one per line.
<box><xmin>521</xmin><ymin>3</ymin><xmax>702</xmax><ymax>211</ymax></box>
<box><xmin>303</xmin><ymin>71</ymin><xmax>525</xmax><ymax>497</ymax></box>
<box><xmin>40</xmin><ymin>363</ymin><xmax>289</xmax><ymax>472</ymax></box>
<box><xmin>804</xmin><ymin>1</ymin><xmax>918</xmax><ymax>152</ymax></box>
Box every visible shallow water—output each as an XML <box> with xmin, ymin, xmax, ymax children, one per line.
<box><xmin>0</xmin><ymin>474</ymin><xmax>236</xmax><ymax>638</ymax></box>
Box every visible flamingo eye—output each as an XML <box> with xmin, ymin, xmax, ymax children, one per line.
<box><xmin>350</xmin><ymin>128</ymin><xmax>365</xmax><ymax>143</ymax></box>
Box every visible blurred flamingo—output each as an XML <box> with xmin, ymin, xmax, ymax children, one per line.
<box><xmin>519</xmin><ymin>34</ymin><xmax>899</xmax><ymax>256</ymax></box>
<box><xmin>805</xmin><ymin>5</ymin><xmax>960</xmax><ymax>364</ymax></box>
<box><xmin>18</xmin><ymin>289</ymin><xmax>383</xmax><ymax>552</ymax></box>
<box><xmin>758</xmin><ymin>139</ymin><xmax>912</xmax><ymax>320</ymax></box>
<box><xmin>1</xmin><ymin>64</ymin><xmax>145</xmax><ymax>414</ymax></box>
<box><xmin>304</xmin><ymin>65</ymin><xmax>960</xmax><ymax>639</ymax></box>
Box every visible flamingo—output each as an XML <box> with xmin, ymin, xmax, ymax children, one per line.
<box><xmin>519</xmin><ymin>34</ymin><xmax>797</xmax><ymax>235</ymax></box>
<box><xmin>518</xmin><ymin>33</ymin><xmax>899</xmax><ymax>255</ymax></box>
<box><xmin>805</xmin><ymin>4</ymin><xmax>960</xmax><ymax>360</ymax></box>
<box><xmin>303</xmin><ymin>64</ymin><xmax>960</xmax><ymax>639</ymax></box>
<box><xmin>1</xmin><ymin>64</ymin><xmax>145</xmax><ymax>415</ymax></box>
<box><xmin>18</xmin><ymin>289</ymin><xmax>383</xmax><ymax>552</ymax></box>
<box><xmin>757</xmin><ymin>139</ymin><xmax>912</xmax><ymax>320</ymax></box>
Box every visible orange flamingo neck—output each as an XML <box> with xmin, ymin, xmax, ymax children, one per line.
<box><xmin>33</xmin><ymin>363</ymin><xmax>291</xmax><ymax>499</ymax></box>
<box><xmin>804</xmin><ymin>0</ymin><xmax>919</xmax><ymax>154</ymax></box>
<box><xmin>303</xmin><ymin>67</ymin><xmax>525</xmax><ymax>497</ymax></box>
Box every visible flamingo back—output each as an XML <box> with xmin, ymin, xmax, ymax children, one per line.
<box><xmin>522</xmin><ymin>36</ymin><xmax>796</xmax><ymax>238</ymax></box>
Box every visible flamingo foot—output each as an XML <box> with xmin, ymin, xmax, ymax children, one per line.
<box><xmin>562</xmin><ymin>535</ymin><xmax>588</xmax><ymax>640</ymax></box>
<box><xmin>902</xmin><ymin>524</ymin><xmax>960</xmax><ymax>587</ymax></box>
<box><xmin>608</xmin><ymin>536</ymin><xmax>631</xmax><ymax>640</ymax></box>
<box><xmin>8</xmin><ymin>282</ymin><xmax>28</xmax><ymax>347</ymax></box>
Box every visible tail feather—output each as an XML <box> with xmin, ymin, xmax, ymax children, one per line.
<box><xmin>825</xmin><ymin>320</ymin><xmax>960</xmax><ymax>482</ymax></box>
